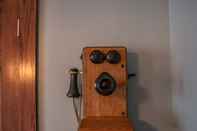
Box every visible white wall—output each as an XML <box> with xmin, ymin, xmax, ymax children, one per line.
<box><xmin>169</xmin><ymin>0</ymin><xmax>197</xmax><ymax>131</ymax></box>
<box><xmin>39</xmin><ymin>0</ymin><xmax>172</xmax><ymax>131</ymax></box>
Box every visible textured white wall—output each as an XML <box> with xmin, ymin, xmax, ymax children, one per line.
<box><xmin>39</xmin><ymin>0</ymin><xmax>172</xmax><ymax>131</ymax></box>
<box><xmin>169</xmin><ymin>0</ymin><xmax>197</xmax><ymax>131</ymax></box>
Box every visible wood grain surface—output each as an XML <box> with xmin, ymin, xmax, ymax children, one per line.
<box><xmin>82</xmin><ymin>47</ymin><xmax>128</xmax><ymax>117</ymax></box>
<box><xmin>0</xmin><ymin>0</ymin><xmax>37</xmax><ymax>131</ymax></box>
<box><xmin>79</xmin><ymin>117</ymin><xmax>134</xmax><ymax>131</ymax></box>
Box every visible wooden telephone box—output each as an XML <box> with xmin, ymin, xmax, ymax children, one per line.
<box><xmin>79</xmin><ymin>47</ymin><xmax>134</xmax><ymax>131</ymax></box>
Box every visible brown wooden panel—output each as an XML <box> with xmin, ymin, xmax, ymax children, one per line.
<box><xmin>82</xmin><ymin>47</ymin><xmax>128</xmax><ymax>117</ymax></box>
<box><xmin>79</xmin><ymin>117</ymin><xmax>134</xmax><ymax>131</ymax></box>
<box><xmin>0</xmin><ymin>0</ymin><xmax>37</xmax><ymax>130</ymax></box>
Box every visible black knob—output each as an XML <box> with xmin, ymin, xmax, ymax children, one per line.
<box><xmin>106</xmin><ymin>50</ymin><xmax>121</xmax><ymax>64</ymax></box>
<box><xmin>95</xmin><ymin>72</ymin><xmax>116</xmax><ymax>96</ymax></box>
<box><xmin>89</xmin><ymin>50</ymin><xmax>105</xmax><ymax>64</ymax></box>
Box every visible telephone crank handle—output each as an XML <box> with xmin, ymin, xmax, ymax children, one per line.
<box><xmin>128</xmin><ymin>73</ymin><xmax>136</xmax><ymax>79</ymax></box>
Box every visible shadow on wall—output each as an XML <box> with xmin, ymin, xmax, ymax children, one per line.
<box><xmin>127</xmin><ymin>52</ymin><xmax>158</xmax><ymax>131</ymax></box>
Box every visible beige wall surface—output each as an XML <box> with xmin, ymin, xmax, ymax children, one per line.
<box><xmin>169</xmin><ymin>0</ymin><xmax>197</xmax><ymax>131</ymax></box>
<box><xmin>39</xmin><ymin>0</ymin><xmax>174</xmax><ymax>131</ymax></box>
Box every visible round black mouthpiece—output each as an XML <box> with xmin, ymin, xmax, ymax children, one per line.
<box><xmin>95</xmin><ymin>72</ymin><xmax>116</xmax><ymax>96</ymax></box>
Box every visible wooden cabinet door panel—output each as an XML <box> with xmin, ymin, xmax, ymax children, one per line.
<box><xmin>0</xmin><ymin>0</ymin><xmax>37</xmax><ymax>131</ymax></box>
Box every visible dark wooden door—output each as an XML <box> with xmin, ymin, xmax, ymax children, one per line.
<box><xmin>0</xmin><ymin>0</ymin><xmax>37</xmax><ymax>131</ymax></box>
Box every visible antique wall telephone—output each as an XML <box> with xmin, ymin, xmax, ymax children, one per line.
<box><xmin>67</xmin><ymin>47</ymin><xmax>136</xmax><ymax>131</ymax></box>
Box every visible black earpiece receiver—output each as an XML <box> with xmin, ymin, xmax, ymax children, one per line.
<box><xmin>89</xmin><ymin>50</ymin><xmax>105</xmax><ymax>64</ymax></box>
<box><xmin>95</xmin><ymin>72</ymin><xmax>116</xmax><ymax>96</ymax></box>
<box><xmin>67</xmin><ymin>68</ymin><xmax>81</xmax><ymax>98</ymax></box>
<box><xmin>106</xmin><ymin>50</ymin><xmax>121</xmax><ymax>64</ymax></box>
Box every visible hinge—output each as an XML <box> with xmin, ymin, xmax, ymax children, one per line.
<box><xmin>17</xmin><ymin>17</ymin><xmax>20</xmax><ymax>37</ymax></box>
